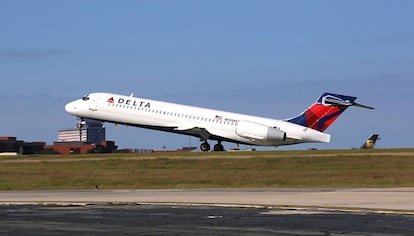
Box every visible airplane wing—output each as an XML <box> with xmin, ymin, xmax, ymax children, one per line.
<box><xmin>174</xmin><ymin>126</ymin><xmax>211</xmax><ymax>140</ymax></box>
<box><xmin>174</xmin><ymin>125</ymin><xmax>250</xmax><ymax>145</ymax></box>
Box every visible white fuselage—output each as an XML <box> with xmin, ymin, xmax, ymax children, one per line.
<box><xmin>65</xmin><ymin>93</ymin><xmax>330</xmax><ymax>147</ymax></box>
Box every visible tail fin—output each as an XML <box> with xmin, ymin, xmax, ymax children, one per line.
<box><xmin>287</xmin><ymin>93</ymin><xmax>374</xmax><ymax>132</ymax></box>
<box><xmin>361</xmin><ymin>134</ymin><xmax>380</xmax><ymax>149</ymax></box>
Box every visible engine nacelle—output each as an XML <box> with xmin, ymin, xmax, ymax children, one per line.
<box><xmin>236</xmin><ymin>120</ymin><xmax>286</xmax><ymax>142</ymax></box>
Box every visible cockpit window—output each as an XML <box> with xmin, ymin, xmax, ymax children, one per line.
<box><xmin>82</xmin><ymin>94</ymin><xmax>90</xmax><ymax>101</ymax></box>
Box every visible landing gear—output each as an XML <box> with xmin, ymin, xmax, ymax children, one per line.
<box><xmin>200</xmin><ymin>141</ymin><xmax>210</xmax><ymax>152</ymax></box>
<box><xmin>214</xmin><ymin>141</ymin><xmax>224</xmax><ymax>152</ymax></box>
<box><xmin>200</xmin><ymin>141</ymin><xmax>225</xmax><ymax>152</ymax></box>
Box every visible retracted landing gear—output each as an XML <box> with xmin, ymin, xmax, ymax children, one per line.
<box><xmin>200</xmin><ymin>141</ymin><xmax>210</xmax><ymax>152</ymax></box>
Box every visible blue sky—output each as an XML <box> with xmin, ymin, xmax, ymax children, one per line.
<box><xmin>1</xmin><ymin>0</ymin><xmax>413</xmax><ymax>150</ymax></box>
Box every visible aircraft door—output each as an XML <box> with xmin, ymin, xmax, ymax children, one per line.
<box><xmin>89</xmin><ymin>99</ymin><xmax>98</xmax><ymax>111</ymax></box>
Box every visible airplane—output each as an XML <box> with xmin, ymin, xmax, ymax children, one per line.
<box><xmin>65</xmin><ymin>92</ymin><xmax>374</xmax><ymax>151</ymax></box>
<box><xmin>361</xmin><ymin>134</ymin><xmax>380</xmax><ymax>149</ymax></box>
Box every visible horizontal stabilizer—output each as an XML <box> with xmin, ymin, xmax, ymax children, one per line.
<box><xmin>323</xmin><ymin>96</ymin><xmax>374</xmax><ymax>110</ymax></box>
<box><xmin>352</xmin><ymin>102</ymin><xmax>375</xmax><ymax>110</ymax></box>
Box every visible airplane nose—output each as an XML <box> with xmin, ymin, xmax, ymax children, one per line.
<box><xmin>65</xmin><ymin>101</ymin><xmax>77</xmax><ymax>114</ymax></box>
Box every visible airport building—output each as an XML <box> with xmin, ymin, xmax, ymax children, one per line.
<box><xmin>0</xmin><ymin>137</ymin><xmax>45</xmax><ymax>155</ymax></box>
<box><xmin>45</xmin><ymin>140</ymin><xmax>117</xmax><ymax>155</ymax></box>
<box><xmin>46</xmin><ymin>119</ymin><xmax>117</xmax><ymax>154</ymax></box>
<box><xmin>57</xmin><ymin>119</ymin><xmax>106</xmax><ymax>144</ymax></box>
<box><xmin>0</xmin><ymin>120</ymin><xmax>117</xmax><ymax>155</ymax></box>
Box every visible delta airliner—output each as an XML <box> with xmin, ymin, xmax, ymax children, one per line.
<box><xmin>65</xmin><ymin>92</ymin><xmax>373</xmax><ymax>151</ymax></box>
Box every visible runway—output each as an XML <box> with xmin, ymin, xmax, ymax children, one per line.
<box><xmin>1</xmin><ymin>188</ymin><xmax>414</xmax><ymax>235</ymax></box>
<box><xmin>2</xmin><ymin>204</ymin><xmax>414</xmax><ymax>235</ymax></box>
<box><xmin>1</xmin><ymin>188</ymin><xmax>414</xmax><ymax>212</ymax></box>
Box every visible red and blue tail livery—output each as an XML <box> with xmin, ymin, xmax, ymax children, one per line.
<box><xmin>287</xmin><ymin>93</ymin><xmax>374</xmax><ymax>132</ymax></box>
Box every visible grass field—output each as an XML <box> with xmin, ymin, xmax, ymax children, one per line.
<box><xmin>1</xmin><ymin>148</ymin><xmax>413</xmax><ymax>190</ymax></box>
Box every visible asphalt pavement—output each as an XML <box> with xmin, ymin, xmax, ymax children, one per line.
<box><xmin>1</xmin><ymin>204</ymin><xmax>414</xmax><ymax>235</ymax></box>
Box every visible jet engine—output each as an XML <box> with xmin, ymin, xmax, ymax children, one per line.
<box><xmin>236</xmin><ymin>120</ymin><xmax>286</xmax><ymax>142</ymax></box>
